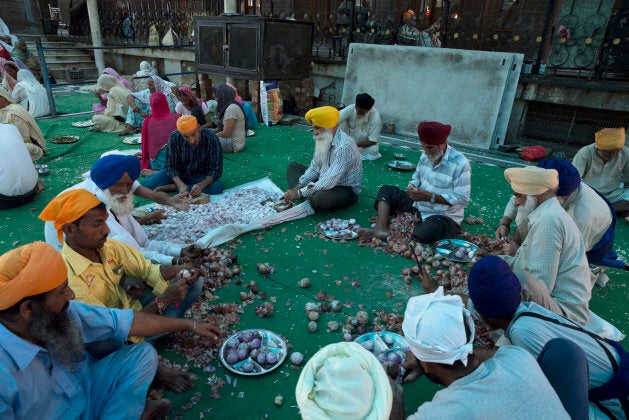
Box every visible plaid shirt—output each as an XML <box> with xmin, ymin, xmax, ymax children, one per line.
<box><xmin>410</xmin><ymin>145</ymin><xmax>471</xmax><ymax>224</ymax></box>
<box><xmin>298</xmin><ymin>129</ymin><xmax>362</xmax><ymax>197</ymax></box>
<box><xmin>165</xmin><ymin>128</ymin><xmax>223</xmax><ymax>182</ymax></box>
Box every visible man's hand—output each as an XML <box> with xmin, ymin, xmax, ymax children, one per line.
<box><xmin>169</xmin><ymin>192</ymin><xmax>191</xmax><ymax>211</ymax></box>
<box><xmin>158</xmin><ymin>277</ymin><xmax>189</xmax><ymax>306</ymax></box>
<box><xmin>192</xmin><ymin>321</ymin><xmax>223</xmax><ymax>346</ymax></box>
<box><xmin>180</xmin><ymin>244</ymin><xmax>202</xmax><ymax>259</ymax></box>
<box><xmin>405</xmin><ymin>185</ymin><xmax>430</xmax><ymax>202</ymax></box>
<box><xmin>178</xmin><ymin>267</ymin><xmax>201</xmax><ymax>285</ymax></box>
<box><xmin>139</xmin><ymin>209</ymin><xmax>167</xmax><ymax>225</ymax></box>
<box><xmin>190</xmin><ymin>184</ymin><xmax>203</xmax><ymax>197</ymax></box>
<box><xmin>419</xmin><ymin>265</ymin><xmax>439</xmax><ymax>293</ymax></box>
<box><xmin>495</xmin><ymin>224</ymin><xmax>509</xmax><ymax>241</ymax></box>
<box><xmin>501</xmin><ymin>239</ymin><xmax>519</xmax><ymax>256</ymax></box>
<box><xmin>283</xmin><ymin>188</ymin><xmax>300</xmax><ymax>204</ymax></box>
<box><xmin>401</xmin><ymin>352</ymin><xmax>424</xmax><ymax>383</ymax></box>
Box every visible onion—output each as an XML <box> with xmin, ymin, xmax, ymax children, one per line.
<box><xmin>383</xmin><ymin>334</ymin><xmax>394</xmax><ymax>345</ymax></box>
<box><xmin>330</xmin><ymin>300</ymin><xmax>342</xmax><ymax>312</ymax></box>
<box><xmin>225</xmin><ymin>350</ymin><xmax>239</xmax><ymax>364</ymax></box>
<box><xmin>342</xmin><ymin>333</ymin><xmax>353</xmax><ymax>342</ymax></box>
<box><xmin>266</xmin><ymin>352</ymin><xmax>278</xmax><ymax>364</ymax></box>
<box><xmin>327</xmin><ymin>320</ymin><xmax>339</xmax><ymax>331</ymax></box>
<box><xmin>290</xmin><ymin>352</ymin><xmax>304</xmax><ymax>365</ymax></box>
<box><xmin>361</xmin><ymin>339</ymin><xmax>375</xmax><ymax>351</ymax></box>
<box><xmin>297</xmin><ymin>278</ymin><xmax>311</xmax><ymax>288</ymax></box>
<box><xmin>307</xmin><ymin>321</ymin><xmax>318</xmax><ymax>332</ymax></box>
<box><xmin>256</xmin><ymin>352</ymin><xmax>267</xmax><ymax>364</ymax></box>
<box><xmin>307</xmin><ymin>311</ymin><xmax>320</xmax><ymax>321</ymax></box>
<box><xmin>241</xmin><ymin>362</ymin><xmax>254</xmax><ymax>373</ymax></box>
<box><xmin>248</xmin><ymin>338</ymin><xmax>261</xmax><ymax>350</ymax></box>
<box><xmin>237</xmin><ymin>346</ymin><xmax>249</xmax><ymax>361</ymax></box>
<box><xmin>226</xmin><ymin>338</ymin><xmax>239</xmax><ymax>348</ymax></box>
<box><xmin>386</xmin><ymin>352</ymin><xmax>402</xmax><ymax>364</ymax></box>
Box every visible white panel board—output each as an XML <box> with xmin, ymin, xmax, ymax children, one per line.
<box><xmin>341</xmin><ymin>44</ymin><xmax>523</xmax><ymax>149</ymax></box>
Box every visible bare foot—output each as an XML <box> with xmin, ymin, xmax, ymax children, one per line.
<box><xmin>357</xmin><ymin>228</ymin><xmax>374</xmax><ymax>239</ymax></box>
<box><xmin>373</xmin><ymin>228</ymin><xmax>390</xmax><ymax>240</ymax></box>
<box><xmin>141</xmin><ymin>398</ymin><xmax>171</xmax><ymax>420</ymax></box>
<box><xmin>35</xmin><ymin>179</ymin><xmax>46</xmax><ymax>194</ymax></box>
<box><xmin>155</xmin><ymin>184</ymin><xmax>177</xmax><ymax>193</ymax></box>
<box><xmin>118</xmin><ymin>125</ymin><xmax>136</xmax><ymax>136</ymax></box>
<box><xmin>156</xmin><ymin>366</ymin><xmax>194</xmax><ymax>393</ymax></box>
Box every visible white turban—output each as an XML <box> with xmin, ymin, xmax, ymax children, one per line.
<box><xmin>295</xmin><ymin>342</ymin><xmax>392</xmax><ymax>420</ymax></box>
<box><xmin>402</xmin><ymin>286</ymin><xmax>475</xmax><ymax>366</ymax></box>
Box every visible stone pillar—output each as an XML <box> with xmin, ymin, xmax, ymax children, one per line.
<box><xmin>86</xmin><ymin>0</ymin><xmax>104</xmax><ymax>73</ymax></box>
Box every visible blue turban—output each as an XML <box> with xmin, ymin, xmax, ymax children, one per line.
<box><xmin>90</xmin><ymin>155</ymin><xmax>141</xmax><ymax>190</ymax></box>
<box><xmin>468</xmin><ymin>256</ymin><xmax>521</xmax><ymax>318</ymax></box>
<box><xmin>536</xmin><ymin>158</ymin><xmax>581</xmax><ymax>197</ymax></box>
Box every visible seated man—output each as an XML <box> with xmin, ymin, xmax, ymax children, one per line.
<box><xmin>499</xmin><ymin>166</ymin><xmax>593</xmax><ymax>325</ymax></box>
<box><xmin>39</xmin><ymin>189</ymin><xmax>203</xmax><ymax>392</ymax></box>
<box><xmin>0</xmin><ymin>123</ymin><xmax>45</xmax><ymax>209</ymax></box>
<box><xmin>142</xmin><ymin>115</ymin><xmax>224</xmax><ymax>196</ymax></box>
<box><xmin>496</xmin><ymin>159</ymin><xmax>625</xmax><ymax>271</ymax></box>
<box><xmin>0</xmin><ymin>242</ymin><xmax>221</xmax><ymax>418</ymax></box>
<box><xmin>572</xmin><ymin>127</ymin><xmax>629</xmax><ymax>217</ymax></box>
<box><xmin>338</xmin><ymin>93</ymin><xmax>382</xmax><ymax>161</ymax></box>
<box><xmin>283</xmin><ymin>106</ymin><xmax>362</xmax><ymax>212</ymax></box>
<box><xmin>467</xmin><ymin>256</ymin><xmax>626</xmax><ymax>419</ymax></box>
<box><xmin>399</xmin><ymin>287</ymin><xmax>570</xmax><ymax>418</ymax></box>
<box><xmin>360</xmin><ymin>121</ymin><xmax>471</xmax><ymax>243</ymax></box>
<box><xmin>295</xmin><ymin>342</ymin><xmax>395</xmax><ymax>419</ymax></box>
<box><xmin>0</xmin><ymin>86</ymin><xmax>46</xmax><ymax>161</ymax></box>
<box><xmin>44</xmin><ymin>154</ymin><xmax>197</xmax><ymax>265</ymax></box>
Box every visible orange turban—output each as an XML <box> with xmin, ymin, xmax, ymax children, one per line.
<box><xmin>595</xmin><ymin>127</ymin><xmax>625</xmax><ymax>150</ymax></box>
<box><xmin>305</xmin><ymin>106</ymin><xmax>339</xmax><ymax>129</ymax></box>
<box><xmin>504</xmin><ymin>166</ymin><xmax>559</xmax><ymax>195</ymax></box>
<box><xmin>0</xmin><ymin>242</ymin><xmax>67</xmax><ymax>310</ymax></box>
<box><xmin>39</xmin><ymin>189</ymin><xmax>103</xmax><ymax>242</ymax></box>
<box><xmin>177</xmin><ymin>114</ymin><xmax>198</xmax><ymax>135</ymax></box>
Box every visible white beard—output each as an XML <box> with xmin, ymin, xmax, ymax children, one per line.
<box><xmin>103</xmin><ymin>189</ymin><xmax>135</xmax><ymax>216</ymax></box>
<box><xmin>425</xmin><ymin>148</ymin><xmax>444</xmax><ymax>164</ymax></box>
<box><xmin>313</xmin><ymin>129</ymin><xmax>334</xmax><ymax>170</ymax></box>
<box><xmin>521</xmin><ymin>194</ymin><xmax>537</xmax><ymax>212</ymax></box>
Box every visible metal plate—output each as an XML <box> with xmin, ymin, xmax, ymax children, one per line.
<box><xmin>71</xmin><ymin>120</ymin><xmax>94</xmax><ymax>128</ymax></box>
<box><xmin>219</xmin><ymin>329</ymin><xmax>287</xmax><ymax>376</ymax></box>
<box><xmin>434</xmin><ymin>239</ymin><xmax>478</xmax><ymax>263</ymax></box>
<box><xmin>387</xmin><ymin>160</ymin><xmax>416</xmax><ymax>171</ymax></box>
<box><xmin>122</xmin><ymin>136</ymin><xmax>141</xmax><ymax>145</ymax></box>
<box><xmin>50</xmin><ymin>135</ymin><xmax>80</xmax><ymax>144</ymax></box>
<box><xmin>322</xmin><ymin>229</ymin><xmax>358</xmax><ymax>240</ymax></box>
<box><xmin>354</xmin><ymin>331</ymin><xmax>409</xmax><ymax>355</ymax></box>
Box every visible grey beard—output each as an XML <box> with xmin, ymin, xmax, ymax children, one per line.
<box><xmin>31</xmin><ymin>304</ymin><xmax>85</xmax><ymax>367</ymax></box>
<box><xmin>103</xmin><ymin>189</ymin><xmax>135</xmax><ymax>216</ymax></box>
<box><xmin>425</xmin><ymin>149</ymin><xmax>444</xmax><ymax>164</ymax></box>
<box><xmin>313</xmin><ymin>130</ymin><xmax>333</xmax><ymax>169</ymax></box>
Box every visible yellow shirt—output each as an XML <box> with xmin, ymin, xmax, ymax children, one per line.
<box><xmin>62</xmin><ymin>238</ymin><xmax>168</xmax><ymax>311</ymax></box>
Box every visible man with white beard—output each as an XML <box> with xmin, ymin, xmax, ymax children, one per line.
<box><xmin>359</xmin><ymin>121</ymin><xmax>471</xmax><ymax>243</ymax></box>
<box><xmin>44</xmin><ymin>154</ymin><xmax>199</xmax><ymax>266</ymax></box>
<box><xmin>283</xmin><ymin>106</ymin><xmax>362</xmax><ymax>212</ymax></box>
<box><xmin>338</xmin><ymin>93</ymin><xmax>382</xmax><ymax>160</ymax></box>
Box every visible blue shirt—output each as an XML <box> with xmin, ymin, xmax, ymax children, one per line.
<box><xmin>0</xmin><ymin>301</ymin><xmax>133</xmax><ymax>419</ymax></box>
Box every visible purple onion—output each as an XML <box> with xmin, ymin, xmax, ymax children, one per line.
<box><xmin>360</xmin><ymin>339</ymin><xmax>375</xmax><ymax>351</ymax></box>
<box><xmin>250</xmin><ymin>349</ymin><xmax>259</xmax><ymax>359</ymax></box>
<box><xmin>383</xmin><ymin>334</ymin><xmax>394</xmax><ymax>345</ymax></box>
<box><xmin>266</xmin><ymin>352</ymin><xmax>278</xmax><ymax>364</ymax></box>
<box><xmin>248</xmin><ymin>338</ymin><xmax>261</xmax><ymax>350</ymax></box>
<box><xmin>290</xmin><ymin>352</ymin><xmax>304</xmax><ymax>365</ymax></box>
<box><xmin>226</xmin><ymin>338</ymin><xmax>239</xmax><ymax>349</ymax></box>
<box><xmin>225</xmin><ymin>350</ymin><xmax>239</xmax><ymax>364</ymax></box>
<box><xmin>377</xmin><ymin>353</ymin><xmax>388</xmax><ymax>363</ymax></box>
<box><xmin>237</xmin><ymin>343</ymin><xmax>249</xmax><ymax>360</ymax></box>
<box><xmin>241</xmin><ymin>362</ymin><xmax>254</xmax><ymax>373</ymax></box>
<box><xmin>257</xmin><ymin>352</ymin><xmax>268</xmax><ymax>364</ymax></box>
<box><xmin>386</xmin><ymin>352</ymin><xmax>402</xmax><ymax>364</ymax></box>
<box><xmin>240</xmin><ymin>331</ymin><xmax>256</xmax><ymax>343</ymax></box>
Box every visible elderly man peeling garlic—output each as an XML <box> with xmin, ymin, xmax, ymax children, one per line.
<box><xmin>39</xmin><ymin>189</ymin><xmax>213</xmax><ymax>393</ymax></box>
<box><xmin>44</xmin><ymin>154</ymin><xmax>200</xmax><ymax>266</ymax></box>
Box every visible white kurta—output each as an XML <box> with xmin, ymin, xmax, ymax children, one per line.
<box><xmin>338</xmin><ymin>105</ymin><xmax>382</xmax><ymax>161</ymax></box>
<box><xmin>572</xmin><ymin>143</ymin><xmax>629</xmax><ymax>203</ymax></box>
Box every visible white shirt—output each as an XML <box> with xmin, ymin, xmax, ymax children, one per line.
<box><xmin>338</xmin><ymin>105</ymin><xmax>382</xmax><ymax>160</ymax></box>
<box><xmin>44</xmin><ymin>177</ymin><xmax>183</xmax><ymax>264</ymax></box>
<box><xmin>572</xmin><ymin>143</ymin><xmax>629</xmax><ymax>203</ymax></box>
<box><xmin>175</xmin><ymin>101</ymin><xmax>209</xmax><ymax>116</ymax></box>
<box><xmin>0</xmin><ymin>123</ymin><xmax>38</xmax><ymax>196</ymax></box>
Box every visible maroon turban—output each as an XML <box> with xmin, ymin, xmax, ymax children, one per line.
<box><xmin>417</xmin><ymin>121</ymin><xmax>451</xmax><ymax>145</ymax></box>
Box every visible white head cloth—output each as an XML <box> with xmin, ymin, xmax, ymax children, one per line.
<box><xmin>402</xmin><ymin>286</ymin><xmax>475</xmax><ymax>366</ymax></box>
<box><xmin>295</xmin><ymin>342</ymin><xmax>392</xmax><ymax>420</ymax></box>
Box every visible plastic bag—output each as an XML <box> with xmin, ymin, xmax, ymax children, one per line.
<box><xmin>148</xmin><ymin>25</ymin><xmax>160</xmax><ymax>47</ymax></box>
<box><xmin>161</xmin><ymin>27</ymin><xmax>178</xmax><ymax>47</ymax></box>
<box><xmin>260</xmin><ymin>81</ymin><xmax>282</xmax><ymax>126</ymax></box>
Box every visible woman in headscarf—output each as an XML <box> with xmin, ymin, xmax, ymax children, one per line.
<box><xmin>1</xmin><ymin>59</ymin><xmax>18</xmax><ymax>93</ymax></box>
<box><xmin>91</xmin><ymin>74</ymin><xmax>131</xmax><ymax>133</ymax></box>
<box><xmin>0</xmin><ymin>87</ymin><xmax>47</xmax><ymax>161</ymax></box>
<box><xmin>225</xmin><ymin>82</ymin><xmax>258</xmax><ymax>128</ymax></box>
<box><xmin>119</xmin><ymin>75</ymin><xmax>176</xmax><ymax>136</ymax></box>
<box><xmin>11</xmin><ymin>69</ymin><xmax>50</xmax><ymax>117</ymax></box>
<box><xmin>140</xmin><ymin>92</ymin><xmax>179</xmax><ymax>174</ymax></box>
<box><xmin>92</xmin><ymin>67</ymin><xmax>133</xmax><ymax>115</ymax></box>
<box><xmin>174</xmin><ymin>86</ymin><xmax>211</xmax><ymax>128</ymax></box>
<box><xmin>213</xmin><ymin>83</ymin><xmax>247</xmax><ymax>153</ymax></box>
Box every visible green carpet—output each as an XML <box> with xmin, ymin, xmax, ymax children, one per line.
<box><xmin>3</xmin><ymin>90</ymin><xmax>627</xmax><ymax>419</ymax></box>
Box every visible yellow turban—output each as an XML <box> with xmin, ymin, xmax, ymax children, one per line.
<box><xmin>504</xmin><ymin>166</ymin><xmax>559</xmax><ymax>195</ymax></box>
<box><xmin>595</xmin><ymin>127</ymin><xmax>625</xmax><ymax>150</ymax></box>
<box><xmin>0</xmin><ymin>242</ymin><xmax>67</xmax><ymax>310</ymax></box>
<box><xmin>305</xmin><ymin>106</ymin><xmax>339</xmax><ymax>129</ymax></box>
<box><xmin>295</xmin><ymin>342</ymin><xmax>392</xmax><ymax>420</ymax></box>
<box><xmin>176</xmin><ymin>114</ymin><xmax>198</xmax><ymax>135</ymax></box>
<box><xmin>39</xmin><ymin>189</ymin><xmax>103</xmax><ymax>242</ymax></box>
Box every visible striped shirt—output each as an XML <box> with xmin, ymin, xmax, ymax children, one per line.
<box><xmin>165</xmin><ymin>128</ymin><xmax>223</xmax><ymax>182</ymax></box>
<box><xmin>298</xmin><ymin>129</ymin><xmax>362</xmax><ymax>197</ymax></box>
<box><xmin>411</xmin><ymin>145</ymin><xmax>471</xmax><ymax>224</ymax></box>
